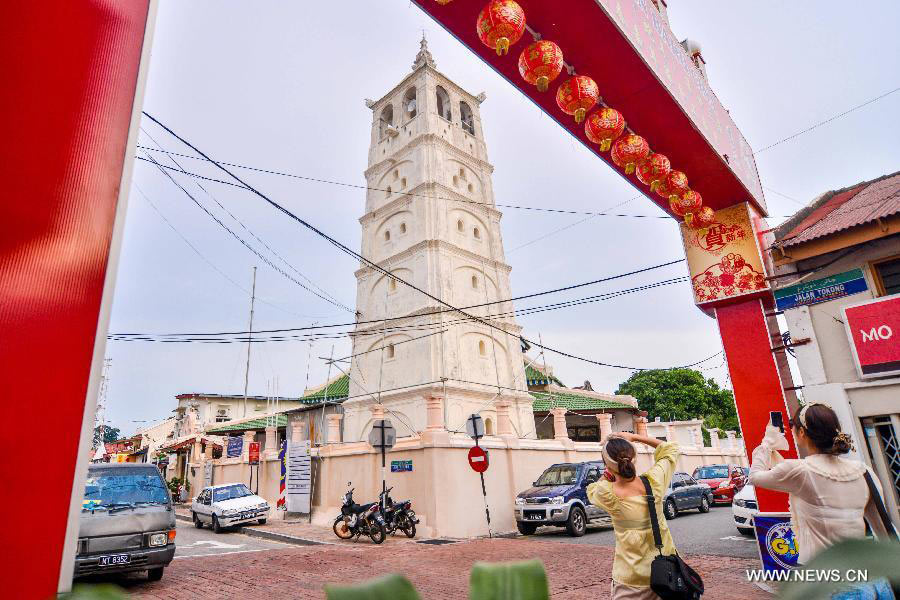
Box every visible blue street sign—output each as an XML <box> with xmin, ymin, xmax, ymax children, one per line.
<box><xmin>774</xmin><ymin>268</ymin><xmax>867</xmax><ymax>311</ymax></box>
<box><xmin>226</xmin><ymin>436</ymin><xmax>243</xmax><ymax>458</ymax></box>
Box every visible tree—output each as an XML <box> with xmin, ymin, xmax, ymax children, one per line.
<box><xmin>615</xmin><ymin>369</ymin><xmax>740</xmax><ymax>437</ymax></box>
<box><xmin>93</xmin><ymin>424</ymin><xmax>121</xmax><ymax>447</ymax></box>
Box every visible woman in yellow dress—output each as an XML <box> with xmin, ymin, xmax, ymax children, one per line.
<box><xmin>587</xmin><ymin>432</ymin><xmax>680</xmax><ymax>600</ymax></box>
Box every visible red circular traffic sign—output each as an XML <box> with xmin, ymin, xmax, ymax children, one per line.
<box><xmin>467</xmin><ymin>446</ymin><xmax>489</xmax><ymax>473</ymax></box>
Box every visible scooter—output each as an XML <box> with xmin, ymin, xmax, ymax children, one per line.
<box><xmin>378</xmin><ymin>486</ymin><xmax>418</xmax><ymax>538</ymax></box>
<box><xmin>332</xmin><ymin>484</ymin><xmax>386</xmax><ymax>544</ymax></box>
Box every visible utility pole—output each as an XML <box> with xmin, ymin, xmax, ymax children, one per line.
<box><xmin>242</xmin><ymin>266</ymin><xmax>257</xmax><ymax>419</ymax></box>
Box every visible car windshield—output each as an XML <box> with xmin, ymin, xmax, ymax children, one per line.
<box><xmin>694</xmin><ymin>466</ymin><xmax>729</xmax><ymax>479</ymax></box>
<box><xmin>535</xmin><ymin>465</ymin><xmax>579</xmax><ymax>486</ymax></box>
<box><xmin>213</xmin><ymin>484</ymin><xmax>254</xmax><ymax>502</ymax></box>
<box><xmin>82</xmin><ymin>468</ymin><xmax>169</xmax><ymax>511</ymax></box>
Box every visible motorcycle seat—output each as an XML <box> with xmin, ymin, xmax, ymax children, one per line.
<box><xmin>351</xmin><ymin>502</ymin><xmax>376</xmax><ymax>514</ymax></box>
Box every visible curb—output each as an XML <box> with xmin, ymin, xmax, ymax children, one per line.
<box><xmin>175</xmin><ymin>511</ymin><xmax>327</xmax><ymax>546</ymax></box>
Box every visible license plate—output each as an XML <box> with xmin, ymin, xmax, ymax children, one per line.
<box><xmin>526</xmin><ymin>513</ymin><xmax>543</xmax><ymax>521</ymax></box>
<box><xmin>241</xmin><ymin>511</ymin><xmax>254</xmax><ymax>519</ymax></box>
<box><xmin>99</xmin><ymin>554</ymin><xmax>130</xmax><ymax>566</ymax></box>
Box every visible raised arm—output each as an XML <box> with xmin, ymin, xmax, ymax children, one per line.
<box><xmin>611</xmin><ymin>432</ymin><xmax>663</xmax><ymax>448</ymax></box>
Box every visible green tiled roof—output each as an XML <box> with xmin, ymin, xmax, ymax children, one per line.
<box><xmin>530</xmin><ymin>391</ymin><xmax>633</xmax><ymax>412</ymax></box>
<box><xmin>301</xmin><ymin>373</ymin><xmax>350</xmax><ymax>404</ymax></box>
<box><xmin>525</xmin><ymin>363</ymin><xmax>564</xmax><ymax>387</ymax></box>
<box><xmin>206</xmin><ymin>414</ymin><xmax>288</xmax><ymax>434</ymax></box>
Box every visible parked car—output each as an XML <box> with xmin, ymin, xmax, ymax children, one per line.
<box><xmin>191</xmin><ymin>483</ymin><xmax>270</xmax><ymax>533</ymax></box>
<box><xmin>732</xmin><ymin>483</ymin><xmax>758</xmax><ymax>535</ymax></box>
<box><xmin>75</xmin><ymin>463</ymin><xmax>176</xmax><ymax>582</ymax></box>
<box><xmin>514</xmin><ymin>461</ymin><xmax>607</xmax><ymax>537</ymax></box>
<box><xmin>692</xmin><ymin>464</ymin><xmax>747</xmax><ymax>505</ymax></box>
<box><xmin>662</xmin><ymin>471</ymin><xmax>713</xmax><ymax>519</ymax></box>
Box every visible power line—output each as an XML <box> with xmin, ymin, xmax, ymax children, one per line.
<box><xmin>109</xmin><ymin>258</ymin><xmax>686</xmax><ymax>338</ymax></box>
<box><xmin>140</xmin><ymin>151</ymin><xmax>354</xmax><ymax>313</ymax></box>
<box><xmin>140</xmin><ymin>130</ymin><xmax>349</xmax><ymax>313</ymax></box>
<box><xmin>753</xmin><ymin>85</ymin><xmax>900</xmax><ymax>155</ymax></box>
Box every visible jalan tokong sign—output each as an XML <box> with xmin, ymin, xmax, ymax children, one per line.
<box><xmin>774</xmin><ymin>269</ymin><xmax>868</xmax><ymax>311</ymax></box>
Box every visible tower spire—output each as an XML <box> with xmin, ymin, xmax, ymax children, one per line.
<box><xmin>412</xmin><ymin>33</ymin><xmax>436</xmax><ymax>70</ymax></box>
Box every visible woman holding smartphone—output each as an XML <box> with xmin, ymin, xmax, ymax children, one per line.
<box><xmin>749</xmin><ymin>403</ymin><xmax>893</xmax><ymax>565</ymax></box>
<box><xmin>587</xmin><ymin>432</ymin><xmax>679</xmax><ymax>599</ymax></box>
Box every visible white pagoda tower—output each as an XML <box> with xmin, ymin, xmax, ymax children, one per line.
<box><xmin>341</xmin><ymin>39</ymin><xmax>534</xmax><ymax>442</ymax></box>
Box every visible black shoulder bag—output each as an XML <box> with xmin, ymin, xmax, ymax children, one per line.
<box><xmin>864</xmin><ymin>470</ymin><xmax>899</xmax><ymax>541</ymax></box>
<box><xmin>640</xmin><ymin>475</ymin><xmax>704</xmax><ymax>600</ymax></box>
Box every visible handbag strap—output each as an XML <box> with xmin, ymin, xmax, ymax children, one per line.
<box><xmin>640</xmin><ymin>475</ymin><xmax>664</xmax><ymax>553</ymax></box>
<box><xmin>864</xmin><ymin>470</ymin><xmax>899</xmax><ymax>541</ymax></box>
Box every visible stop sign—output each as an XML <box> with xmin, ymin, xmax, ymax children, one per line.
<box><xmin>467</xmin><ymin>446</ymin><xmax>489</xmax><ymax>473</ymax></box>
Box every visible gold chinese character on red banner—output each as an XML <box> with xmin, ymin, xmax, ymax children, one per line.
<box><xmin>680</xmin><ymin>203</ymin><xmax>770</xmax><ymax>305</ymax></box>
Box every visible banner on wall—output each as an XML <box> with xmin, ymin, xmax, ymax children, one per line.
<box><xmin>277</xmin><ymin>439</ymin><xmax>287</xmax><ymax>509</ymax></box>
<box><xmin>754</xmin><ymin>513</ymin><xmax>799</xmax><ymax>577</ymax></box>
<box><xmin>226</xmin><ymin>436</ymin><xmax>243</xmax><ymax>458</ymax></box>
<box><xmin>680</xmin><ymin>203</ymin><xmax>770</xmax><ymax>305</ymax></box>
<box><xmin>286</xmin><ymin>440</ymin><xmax>312</xmax><ymax>513</ymax></box>
<box><xmin>843</xmin><ymin>295</ymin><xmax>900</xmax><ymax>378</ymax></box>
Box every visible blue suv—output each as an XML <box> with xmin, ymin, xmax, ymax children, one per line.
<box><xmin>514</xmin><ymin>461</ymin><xmax>608</xmax><ymax>536</ymax></box>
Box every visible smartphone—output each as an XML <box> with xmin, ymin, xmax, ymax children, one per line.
<box><xmin>770</xmin><ymin>411</ymin><xmax>784</xmax><ymax>433</ymax></box>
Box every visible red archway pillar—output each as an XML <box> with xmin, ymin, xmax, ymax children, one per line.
<box><xmin>0</xmin><ymin>2</ymin><xmax>155</xmax><ymax>596</ymax></box>
<box><xmin>716</xmin><ymin>298</ymin><xmax>797</xmax><ymax>512</ymax></box>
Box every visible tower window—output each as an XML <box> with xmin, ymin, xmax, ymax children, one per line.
<box><xmin>478</xmin><ymin>340</ymin><xmax>486</xmax><ymax>356</ymax></box>
<box><xmin>389</xmin><ymin>278</ymin><xmax>397</xmax><ymax>292</ymax></box>
<box><xmin>399</xmin><ymin>222</ymin><xmax>406</xmax><ymax>234</ymax></box>
<box><xmin>468</xmin><ymin>183</ymin><xmax>474</xmax><ymax>193</ymax></box>
<box><xmin>460</xmin><ymin>101</ymin><xmax>475</xmax><ymax>135</ymax></box>
<box><xmin>457</xmin><ymin>219</ymin><xmax>464</xmax><ymax>232</ymax></box>
<box><xmin>401</xmin><ymin>177</ymin><xmax>407</xmax><ymax>189</ymax></box>
<box><xmin>384</xmin><ymin>230</ymin><xmax>391</xmax><ymax>242</ymax></box>
<box><xmin>473</xmin><ymin>227</ymin><xmax>480</xmax><ymax>239</ymax></box>
<box><xmin>471</xmin><ymin>275</ymin><xmax>479</xmax><ymax>289</ymax></box>
<box><xmin>484</xmin><ymin>418</ymin><xmax>494</xmax><ymax>436</ymax></box>
<box><xmin>452</xmin><ymin>175</ymin><xmax>459</xmax><ymax>187</ymax></box>
<box><xmin>436</xmin><ymin>85</ymin><xmax>452</xmax><ymax>121</ymax></box>
<box><xmin>393</xmin><ymin>170</ymin><xmax>399</xmax><ymax>180</ymax></box>
<box><xmin>385</xmin><ymin>186</ymin><xmax>391</xmax><ymax>198</ymax></box>
<box><xmin>403</xmin><ymin>87</ymin><xmax>417</xmax><ymax>119</ymax></box>
<box><xmin>386</xmin><ymin>344</ymin><xmax>395</xmax><ymax>359</ymax></box>
<box><xmin>459</xmin><ymin>168</ymin><xmax>466</xmax><ymax>179</ymax></box>
<box><xmin>379</xmin><ymin>105</ymin><xmax>394</xmax><ymax>139</ymax></box>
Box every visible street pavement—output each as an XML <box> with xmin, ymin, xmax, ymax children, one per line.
<box><xmin>93</xmin><ymin>515</ymin><xmax>766</xmax><ymax>600</ymax></box>
<box><xmin>528</xmin><ymin>502</ymin><xmax>760</xmax><ymax>559</ymax></box>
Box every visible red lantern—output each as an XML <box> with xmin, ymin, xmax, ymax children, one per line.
<box><xmin>518</xmin><ymin>40</ymin><xmax>564</xmax><ymax>92</ymax></box>
<box><xmin>656</xmin><ymin>170</ymin><xmax>689</xmax><ymax>203</ymax></box>
<box><xmin>610</xmin><ymin>134</ymin><xmax>650</xmax><ymax>175</ymax></box>
<box><xmin>476</xmin><ymin>1</ymin><xmax>526</xmax><ymax>56</ymax></box>
<box><xmin>695</xmin><ymin>205</ymin><xmax>715</xmax><ymax>227</ymax></box>
<box><xmin>555</xmin><ymin>76</ymin><xmax>599</xmax><ymax>124</ymax></box>
<box><xmin>672</xmin><ymin>190</ymin><xmax>703</xmax><ymax>226</ymax></box>
<box><xmin>584</xmin><ymin>108</ymin><xmax>625</xmax><ymax>151</ymax></box>
<box><xmin>635</xmin><ymin>153</ymin><xmax>671</xmax><ymax>191</ymax></box>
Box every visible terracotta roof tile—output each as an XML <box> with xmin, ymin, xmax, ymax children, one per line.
<box><xmin>779</xmin><ymin>172</ymin><xmax>900</xmax><ymax>247</ymax></box>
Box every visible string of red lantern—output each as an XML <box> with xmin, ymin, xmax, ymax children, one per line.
<box><xmin>442</xmin><ymin>0</ymin><xmax>711</xmax><ymax>230</ymax></box>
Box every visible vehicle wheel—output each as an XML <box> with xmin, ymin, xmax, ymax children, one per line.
<box><xmin>147</xmin><ymin>567</ymin><xmax>164</xmax><ymax>582</ymax></box>
<box><xmin>368</xmin><ymin>521</ymin><xmax>387</xmax><ymax>544</ymax></box>
<box><xmin>664</xmin><ymin>499</ymin><xmax>678</xmax><ymax>520</ymax></box>
<box><xmin>333</xmin><ymin>518</ymin><xmax>353</xmax><ymax>540</ymax></box>
<box><xmin>212</xmin><ymin>514</ymin><xmax>222</xmax><ymax>534</ymax></box>
<box><xmin>402</xmin><ymin>521</ymin><xmax>416</xmax><ymax>538</ymax></box>
<box><xmin>257</xmin><ymin>518</ymin><xmax>267</xmax><ymax>525</ymax></box>
<box><xmin>737</xmin><ymin>527</ymin><xmax>754</xmax><ymax>536</ymax></box>
<box><xmin>516</xmin><ymin>521</ymin><xmax>538</xmax><ymax>536</ymax></box>
<box><xmin>193</xmin><ymin>512</ymin><xmax>203</xmax><ymax>528</ymax></box>
<box><xmin>699</xmin><ymin>496</ymin><xmax>710</xmax><ymax>513</ymax></box>
<box><xmin>566</xmin><ymin>506</ymin><xmax>587</xmax><ymax>537</ymax></box>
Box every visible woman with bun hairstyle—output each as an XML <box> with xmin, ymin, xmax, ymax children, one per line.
<box><xmin>749</xmin><ymin>402</ymin><xmax>892</xmax><ymax>564</ymax></box>
<box><xmin>587</xmin><ymin>432</ymin><xmax>679</xmax><ymax>599</ymax></box>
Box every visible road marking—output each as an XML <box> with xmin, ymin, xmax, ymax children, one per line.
<box><xmin>719</xmin><ymin>535</ymin><xmax>755</xmax><ymax>542</ymax></box>
<box><xmin>183</xmin><ymin>540</ymin><xmax>245</xmax><ymax>549</ymax></box>
<box><xmin>175</xmin><ymin>548</ymin><xmax>285</xmax><ymax>559</ymax></box>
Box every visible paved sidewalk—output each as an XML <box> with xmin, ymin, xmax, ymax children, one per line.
<box><xmin>131</xmin><ymin>535</ymin><xmax>766</xmax><ymax>599</ymax></box>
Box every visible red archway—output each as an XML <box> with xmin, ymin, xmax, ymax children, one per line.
<box><xmin>3</xmin><ymin>0</ymin><xmax>800</xmax><ymax>595</ymax></box>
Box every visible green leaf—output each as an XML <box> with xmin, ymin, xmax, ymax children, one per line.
<box><xmin>324</xmin><ymin>573</ymin><xmax>420</xmax><ymax>600</ymax></box>
<box><xmin>468</xmin><ymin>559</ymin><xmax>549</xmax><ymax>600</ymax></box>
<box><xmin>59</xmin><ymin>584</ymin><xmax>130</xmax><ymax>600</ymax></box>
<box><xmin>779</xmin><ymin>538</ymin><xmax>900</xmax><ymax>600</ymax></box>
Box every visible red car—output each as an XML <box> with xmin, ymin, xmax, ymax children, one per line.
<box><xmin>692</xmin><ymin>464</ymin><xmax>747</xmax><ymax>505</ymax></box>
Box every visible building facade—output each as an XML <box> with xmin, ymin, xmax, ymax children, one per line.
<box><xmin>342</xmin><ymin>39</ymin><xmax>534</xmax><ymax>442</ymax></box>
<box><xmin>772</xmin><ymin>171</ymin><xmax>900</xmax><ymax>521</ymax></box>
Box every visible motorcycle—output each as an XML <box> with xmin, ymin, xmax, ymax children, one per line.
<box><xmin>379</xmin><ymin>486</ymin><xmax>418</xmax><ymax>538</ymax></box>
<box><xmin>332</xmin><ymin>484</ymin><xmax>387</xmax><ymax>544</ymax></box>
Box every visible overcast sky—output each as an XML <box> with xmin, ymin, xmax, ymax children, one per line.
<box><xmin>106</xmin><ymin>0</ymin><xmax>900</xmax><ymax>434</ymax></box>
